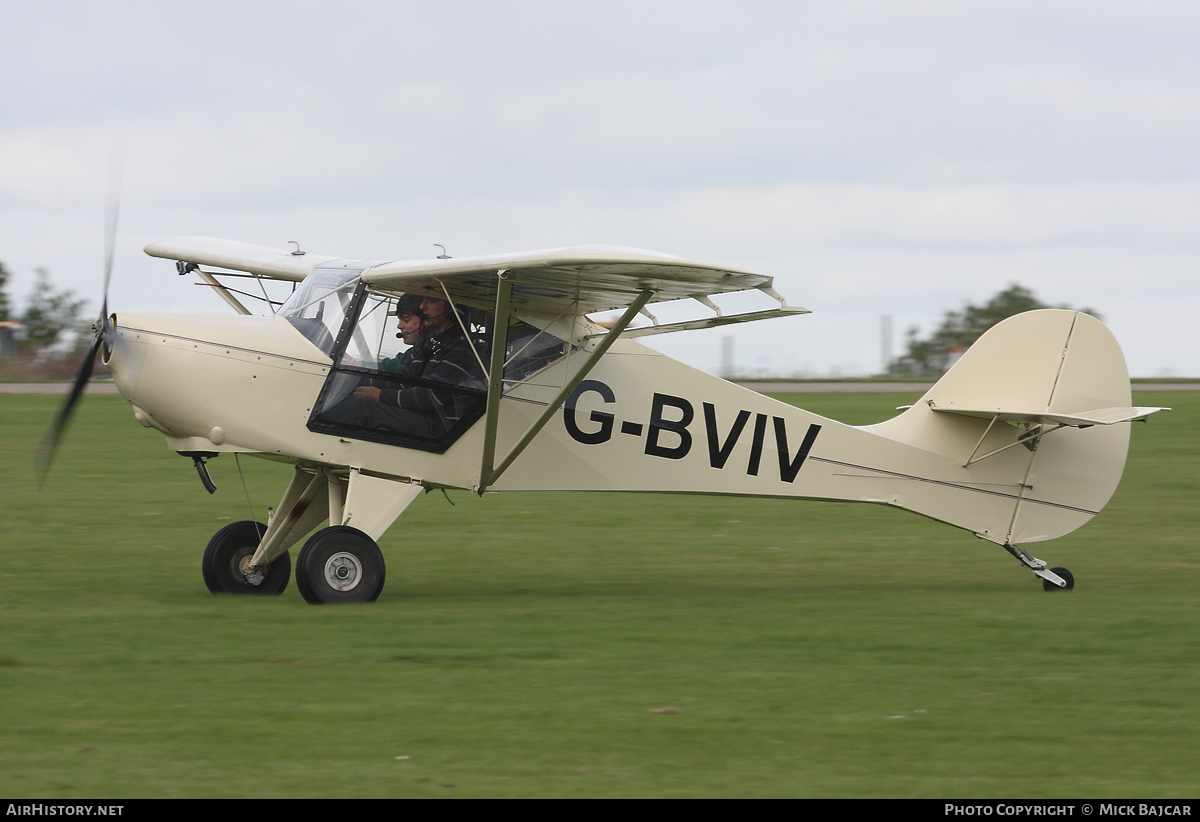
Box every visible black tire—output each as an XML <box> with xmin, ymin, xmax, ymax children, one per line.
<box><xmin>1043</xmin><ymin>566</ymin><xmax>1075</xmax><ymax>592</ymax></box>
<box><xmin>295</xmin><ymin>526</ymin><xmax>386</xmax><ymax>604</ymax></box>
<box><xmin>202</xmin><ymin>520</ymin><xmax>290</xmax><ymax>595</ymax></box>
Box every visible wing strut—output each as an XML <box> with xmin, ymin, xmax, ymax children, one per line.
<box><xmin>478</xmin><ymin>271</ymin><xmax>513</xmax><ymax>492</ymax></box>
<box><xmin>476</xmin><ymin>288</ymin><xmax>653</xmax><ymax>493</ymax></box>
<box><xmin>183</xmin><ymin>264</ymin><xmax>252</xmax><ymax>315</ymax></box>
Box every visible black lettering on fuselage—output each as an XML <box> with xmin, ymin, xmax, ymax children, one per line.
<box><xmin>562</xmin><ymin>383</ymin><xmax>821</xmax><ymax>481</ymax></box>
<box><xmin>703</xmin><ymin>403</ymin><xmax>751</xmax><ymax>469</ymax></box>
<box><xmin>564</xmin><ymin>380</ymin><xmax>615</xmax><ymax>445</ymax></box>
<box><xmin>645</xmin><ymin>393</ymin><xmax>693</xmax><ymax>459</ymax></box>
<box><xmin>774</xmin><ymin>419</ymin><xmax>822</xmax><ymax>482</ymax></box>
<box><xmin>746</xmin><ymin>413</ymin><xmax>768</xmax><ymax>476</ymax></box>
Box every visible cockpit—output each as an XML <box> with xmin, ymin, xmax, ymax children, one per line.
<box><xmin>282</xmin><ymin>263</ymin><xmax>570</xmax><ymax>453</ymax></box>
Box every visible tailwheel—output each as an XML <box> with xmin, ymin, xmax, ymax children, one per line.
<box><xmin>202</xmin><ymin>520</ymin><xmax>291</xmax><ymax>595</ymax></box>
<box><xmin>295</xmin><ymin>526</ymin><xmax>386</xmax><ymax>604</ymax></box>
<box><xmin>1043</xmin><ymin>566</ymin><xmax>1075</xmax><ymax>592</ymax></box>
<box><xmin>1003</xmin><ymin>543</ymin><xmax>1074</xmax><ymax>592</ymax></box>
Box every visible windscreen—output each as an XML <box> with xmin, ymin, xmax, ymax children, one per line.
<box><xmin>279</xmin><ymin>265</ymin><xmax>368</xmax><ymax>357</ymax></box>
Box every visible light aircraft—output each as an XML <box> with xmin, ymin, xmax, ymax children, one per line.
<box><xmin>41</xmin><ymin>235</ymin><xmax>1165</xmax><ymax>603</ymax></box>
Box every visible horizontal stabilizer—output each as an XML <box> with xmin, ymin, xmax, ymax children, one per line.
<box><xmin>928</xmin><ymin>403</ymin><xmax>1168</xmax><ymax>427</ymax></box>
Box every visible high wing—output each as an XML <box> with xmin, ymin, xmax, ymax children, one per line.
<box><xmin>147</xmin><ymin>237</ymin><xmax>809</xmax><ymax>329</ymax></box>
<box><xmin>361</xmin><ymin>245</ymin><xmax>796</xmax><ymax>317</ymax></box>
<box><xmin>144</xmin><ymin>236</ymin><xmax>340</xmax><ymax>281</ymax></box>
<box><xmin>145</xmin><ymin>238</ymin><xmax>786</xmax><ymax>311</ymax></box>
<box><xmin>144</xmin><ymin>237</ymin><xmax>346</xmax><ymax>315</ymax></box>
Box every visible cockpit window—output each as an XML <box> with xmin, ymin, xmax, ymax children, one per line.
<box><xmin>306</xmin><ymin>283</ymin><xmax>571</xmax><ymax>453</ymax></box>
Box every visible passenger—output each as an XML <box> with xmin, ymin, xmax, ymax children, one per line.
<box><xmin>320</xmin><ymin>296</ymin><xmax>485</xmax><ymax>439</ymax></box>
<box><xmin>351</xmin><ymin>293</ymin><xmax>426</xmax><ymax>401</ymax></box>
<box><xmin>387</xmin><ymin>292</ymin><xmax>428</xmax><ymax>374</ymax></box>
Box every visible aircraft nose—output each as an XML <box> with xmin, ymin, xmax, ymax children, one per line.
<box><xmin>103</xmin><ymin>315</ymin><xmax>141</xmax><ymax>398</ymax></box>
<box><xmin>100</xmin><ymin>313</ymin><xmax>117</xmax><ymax>366</ymax></box>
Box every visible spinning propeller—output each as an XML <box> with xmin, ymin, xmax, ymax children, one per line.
<box><xmin>36</xmin><ymin>185</ymin><xmax>120</xmax><ymax>486</ymax></box>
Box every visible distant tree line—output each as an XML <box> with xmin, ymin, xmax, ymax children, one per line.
<box><xmin>0</xmin><ymin>260</ymin><xmax>92</xmax><ymax>378</ymax></box>
<box><xmin>888</xmin><ymin>284</ymin><xmax>1100</xmax><ymax>377</ymax></box>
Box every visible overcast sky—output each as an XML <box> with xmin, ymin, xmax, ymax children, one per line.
<box><xmin>3</xmin><ymin>1</ymin><xmax>1198</xmax><ymax>377</ymax></box>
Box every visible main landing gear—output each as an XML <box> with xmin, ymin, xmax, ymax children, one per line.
<box><xmin>200</xmin><ymin>521</ymin><xmax>385</xmax><ymax>603</ymax></box>
<box><xmin>295</xmin><ymin>526</ymin><xmax>386</xmax><ymax>604</ymax></box>
<box><xmin>200</xmin><ymin>466</ymin><xmax>421</xmax><ymax>604</ymax></box>
<box><xmin>202</xmin><ymin>520</ymin><xmax>291</xmax><ymax>595</ymax></box>
<box><xmin>1004</xmin><ymin>544</ymin><xmax>1075</xmax><ymax>592</ymax></box>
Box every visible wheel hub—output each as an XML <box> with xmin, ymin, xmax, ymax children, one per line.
<box><xmin>237</xmin><ymin>552</ymin><xmax>265</xmax><ymax>586</ymax></box>
<box><xmin>323</xmin><ymin>552</ymin><xmax>362</xmax><ymax>592</ymax></box>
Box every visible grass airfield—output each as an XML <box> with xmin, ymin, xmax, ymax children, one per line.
<box><xmin>0</xmin><ymin>391</ymin><xmax>1196</xmax><ymax>798</ymax></box>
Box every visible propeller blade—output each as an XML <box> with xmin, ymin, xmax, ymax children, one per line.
<box><xmin>36</xmin><ymin>334</ymin><xmax>103</xmax><ymax>487</ymax></box>
<box><xmin>39</xmin><ymin>147</ymin><xmax>124</xmax><ymax>486</ymax></box>
<box><xmin>101</xmin><ymin>152</ymin><xmax>122</xmax><ymax>324</ymax></box>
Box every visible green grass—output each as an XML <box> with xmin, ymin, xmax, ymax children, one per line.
<box><xmin>0</xmin><ymin>391</ymin><xmax>1196</xmax><ymax>797</ymax></box>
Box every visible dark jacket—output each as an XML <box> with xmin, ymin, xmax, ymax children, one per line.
<box><xmin>379</xmin><ymin>324</ymin><xmax>486</xmax><ymax>434</ymax></box>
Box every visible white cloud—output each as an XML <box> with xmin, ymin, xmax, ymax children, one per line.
<box><xmin>2</xmin><ymin>1</ymin><xmax>1199</xmax><ymax>376</ymax></box>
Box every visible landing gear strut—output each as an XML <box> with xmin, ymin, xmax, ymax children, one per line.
<box><xmin>1004</xmin><ymin>543</ymin><xmax>1074</xmax><ymax>591</ymax></box>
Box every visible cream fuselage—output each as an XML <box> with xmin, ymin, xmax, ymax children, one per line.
<box><xmin>105</xmin><ymin>309</ymin><xmax>1130</xmax><ymax>548</ymax></box>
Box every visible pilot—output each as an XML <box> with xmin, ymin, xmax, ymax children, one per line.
<box><xmin>321</xmin><ymin>295</ymin><xmax>485</xmax><ymax>438</ymax></box>
<box><xmin>400</xmin><ymin>295</ymin><xmax>485</xmax><ymax>388</ymax></box>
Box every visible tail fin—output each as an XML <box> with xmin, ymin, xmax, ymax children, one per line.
<box><xmin>868</xmin><ymin>310</ymin><xmax>1159</xmax><ymax>544</ymax></box>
